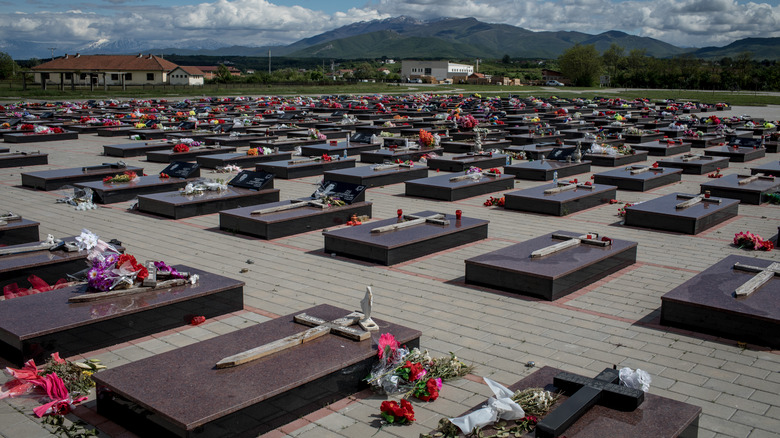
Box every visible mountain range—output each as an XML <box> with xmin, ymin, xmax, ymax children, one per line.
<box><xmin>3</xmin><ymin>16</ymin><xmax>778</xmax><ymax>61</ymax></box>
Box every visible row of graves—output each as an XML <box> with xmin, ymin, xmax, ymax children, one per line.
<box><xmin>0</xmin><ymin>94</ymin><xmax>778</xmax><ymax>437</ymax></box>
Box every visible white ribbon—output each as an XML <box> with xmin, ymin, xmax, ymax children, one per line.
<box><xmin>449</xmin><ymin>377</ymin><xmax>525</xmax><ymax>434</ymax></box>
<box><xmin>619</xmin><ymin>367</ymin><xmax>652</xmax><ymax>392</ymax></box>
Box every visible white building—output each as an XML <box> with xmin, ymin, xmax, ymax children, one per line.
<box><xmin>169</xmin><ymin>66</ymin><xmax>205</xmax><ymax>86</ymax></box>
<box><xmin>400</xmin><ymin>60</ymin><xmax>474</xmax><ymax>81</ymax></box>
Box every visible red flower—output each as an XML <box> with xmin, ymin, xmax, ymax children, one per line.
<box><xmin>160</xmin><ymin>172</ymin><xmax>170</xmax><ymax>178</ymax></box>
<box><xmin>380</xmin><ymin>399</ymin><xmax>415</xmax><ymax>424</ymax></box>
<box><xmin>190</xmin><ymin>316</ymin><xmax>206</xmax><ymax>325</ymax></box>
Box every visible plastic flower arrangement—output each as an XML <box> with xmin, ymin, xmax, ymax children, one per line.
<box><xmin>418</xmin><ymin>129</ymin><xmax>435</xmax><ymax>147</ymax></box>
<box><xmin>173</xmin><ymin>143</ymin><xmax>190</xmax><ymax>153</ymax></box>
<box><xmin>734</xmin><ymin>231</ymin><xmax>774</xmax><ymax>251</ymax></box>
<box><xmin>102</xmin><ymin>171</ymin><xmax>138</xmax><ymax>183</ymax></box>
<box><xmin>484</xmin><ymin>196</ymin><xmax>505</xmax><ymax>207</ymax></box>
<box><xmin>458</xmin><ymin>114</ymin><xmax>478</xmax><ymax>130</ymax></box>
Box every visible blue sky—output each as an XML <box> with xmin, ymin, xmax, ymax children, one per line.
<box><xmin>0</xmin><ymin>0</ymin><xmax>778</xmax><ymax>53</ymax></box>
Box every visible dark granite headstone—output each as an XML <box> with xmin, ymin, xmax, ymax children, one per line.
<box><xmin>405</xmin><ymin>173</ymin><xmax>515</xmax><ymax>201</ymax></box>
<box><xmin>228</xmin><ymin>170</ymin><xmax>274</xmax><ymax>190</ymax></box>
<box><xmin>0</xmin><ymin>266</ymin><xmax>243</xmax><ymax>365</ymax></box>
<box><xmin>323</xmin><ymin>164</ymin><xmax>429</xmax><ymax>188</ymax></box>
<box><xmin>465</xmin><ymin>231</ymin><xmax>637</xmax><ymax>300</ymax></box>
<box><xmin>703</xmin><ymin>145</ymin><xmax>765</xmax><ymax>162</ymax></box>
<box><xmin>311</xmin><ymin>180</ymin><xmax>367</xmax><ymax>204</ymax></box>
<box><xmin>0</xmin><ymin>218</ymin><xmax>39</xmax><ymax>245</ymax></box>
<box><xmin>93</xmin><ymin>304</ymin><xmax>421</xmax><ymax>438</ymax></box>
<box><xmin>504</xmin><ymin>183</ymin><xmax>617</xmax><ymax>216</ymax></box>
<box><xmin>350</xmin><ymin>132</ymin><xmax>374</xmax><ymax>143</ymax></box>
<box><xmin>699</xmin><ymin>174</ymin><xmax>780</xmax><ymax>204</ymax></box>
<box><xmin>631</xmin><ymin>139</ymin><xmax>691</xmax><ymax>156</ymax></box>
<box><xmin>21</xmin><ymin>165</ymin><xmax>145</xmax><ymax>191</ymax></box>
<box><xmin>102</xmin><ymin>141</ymin><xmax>176</xmax><ymax>157</ymax></box>
<box><xmin>504</xmin><ymin>160</ymin><xmax>591</xmax><ymax>181</ymax></box>
<box><xmin>657</xmin><ymin>155</ymin><xmax>730</xmax><ymax>175</ymax></box>
<box><xmin>750</xmin><ymin>161</ymin><xmax>780</xmax><ymax>177</ymax></box>
<box><xmin>0</xmin><ymin>151</ymin><xmax>48</xmax><ymax>168</ymax></box>
<box><xmin>593</xmin><ymin>166</ymin><xmax>683</xmax><ymax>191</ymax></box>
<box><xmin>662</xmin><ymin>254</ymin><xmax>780</xmax><ymax>348</ymax></box>
<box><xmin>161</xmin><ymin>161</ymin><xmax>200</xmax><ymax>179</ymax></box>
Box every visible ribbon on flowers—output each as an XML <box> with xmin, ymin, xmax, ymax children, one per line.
<box><xmin>449</xmin><ymin>377</ymin><xmax>525</xmax><ymax>434</ymax></box>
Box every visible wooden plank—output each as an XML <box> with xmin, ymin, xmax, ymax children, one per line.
<box><xmin>676</xmin><ymin>194</ymin><xmax>705</xmax><ymax>209</ymax></box>
<box><xmin>215</xmin><ymin>325</ymin><xmax>331</xmax><ymax>368</ymax></box>
<box><xmin>530</xmin><ymin>237</ymin><xmax>580</xmax><ymax>258</ymax></box>
<box><xmin>67</xmin><ymin>278</ymin><xmax>189</xmax><ymax>303</ymax></box>
<box><xmin>251</xmin><ymin>200</ymin><xmax>325</xmax><ymax>215</ymax></box>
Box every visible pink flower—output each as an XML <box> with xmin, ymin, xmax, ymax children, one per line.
<box><xmin>377</xmin><ymin>333</ymin><xmax>399</xmax><ymax>360</ymax></box>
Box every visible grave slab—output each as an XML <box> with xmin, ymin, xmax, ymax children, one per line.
<box><xmin>703</xmin><ymin>145</ymin><xmax>766</xmax><ymax>162</ymax></box>
<box><xmin>440</xmin><ymin>139</ymin><xmax>511</xmax><ymax>154</ymax></box>
<box><xmin>661</xmin><ymin>254</ymin><xmax>780</xmax><ymax>348</ymax></box>
<box><xmin>0</xmin><ymin>266</ymin><xmax>244</xmax><ymax>365</ymax></box>
<box><xmin>750</xmin><ymin>161</ymin><xmax>780</xmax><ymax>177</ymax></box>
<box><xmin>434</xmin><ymin>366</ymin><xmax>700</xmax><ymax>438</ymax></box>
<box><xmin>0</xmin><ymin>151</ymin><xmax>48</xmax><ymax>168</ymax></box>
<box><xmin>624</xmin><ymin>192</ymin><xmax>740</xmax><ymax>234</ymax></box>
<box><xmin>623</xmin><ymin>132</ymin><xmax>664</xmax><ymax>143</ymax></box>
<box><xmin>699</xmin><ymin>173</ymin><xmax>780</xmax><ymax>204</ymax></box>
<box><xmin>323</xmin><ymin>164</ymin><xmax>428</xmax><ymax>188</ymax></box>
<box><xmin>405</xmin><ymin>172</ymin><xmax>515</xmax><ymax>201</ymax></box>
<box><xmin>248</xmin><ymin>137</ymin><xmax>327</xmax><ymax>152</ymax></box>
<box><xmin>0</xmin><ymin>218</ymin><xmax>39</xmax><ymax>245</ymax></box>
<box><xmin>195</xmin><ymin>151</ymin><xmax>292</xmax><ymax>169</ymax></box>
<box><xmin>3</xmin><ymin>130</ymin><xmax>78</xmax><ymax>143</ymax></box>
<box><xmin>74</xmin><ymin>162</ymin><xmax>200</xmax><ymax>204</ymax></box>
<box><xmin>657</xmin><ymin>155</ymin><xmax>730</xmax><ymax>174</ymax></box>
<box><xmin>146</xmin><ymin>146</ymin><xmax>238</xmax><ymax>163</ymax></box>
<box><xmin>359</xmin><ymin>146</ymin><xmax>444</xmax><ymax>164</ymax></box>
<box><xmin>21</xmin><ymin>164</ymin><xmax>145</xmax><ymax>191</ymax></box>
<box><xmin>426</xmin><ymin>153</ymin><xmax>508</xmax><ymax>172</ymax></box>
<box><xmin>465</xmin><ymin>230</ymin><xmax>637</xmax><ymax>300</ymax></box>
<box><xmin>96</xmin><ymin>126</ymin><xmax>137</xmax><ymax>137</ymax></box>
<box><xmin>582</xmin><ymin>150</ymin><xmax>648</xmax><ymax>167</ymax></box>
<box><xmin>631</xmin><ymin>140</ymin><xmax>691</xmax><ymax>156</ymax></box>
<box><xmin>505</xmin><ymin>160</ymin><xmax>591</xmax><ymax>181</ymax></box>
<box><xmin>504</xmin><ymin>144</ymin><xmax>570</xmax><ymax>160</ymax></box>
<box><xmin>93</xmin><ymin>304</ymin><xmax>420</xmax><ymax>438</ymax></box>
<box><xmin>680</xmin><ymin>135</ymin><xmax>725</xmax><ymax>148</ymax></box>
<box><xmin>255</xmin><ymin>157</ymin><xmax>356</xmax><ymax>179</ymax></box>
<box><xmin>593</xmin><ymin>166</ymin><xmax>683</xmax><ymax>191</ymax></box>
<box><xmin>137</xmin><ymin>171</ymin><xmax>280</xmax><ymax>219</ymax></box>
<box><xmin>102</xmin><ymin>140</ymin><xmax>177</xmax><ymax>157</ymax></box>
<box><xmin>504</xmin><ymin>183</ymin><xmax>617</xmax><ymax>216</ymax></box>
<box><xmin>323</xmin><ymin>210</ymin><xmax>488</xmax><ymax>265</ymax></box>
<box><xmin>299</xmin><ymin>140</ymin><xmax>382</xmax><ymax>157</ymax></box>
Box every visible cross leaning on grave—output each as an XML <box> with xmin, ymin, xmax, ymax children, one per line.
<box><xmin>732</xmin><ymin>262</ymin><xmax>780</xmax><ymax>297</ymax></box>
<box><xmin>370</xmin><ymin>213</ymin><xmax>449</xmax><ymax>233</ymax></box>
<box><xmin>530</xmin><ymin>233</ymin><xmax>610</xmax><ymax>258</ymax></box>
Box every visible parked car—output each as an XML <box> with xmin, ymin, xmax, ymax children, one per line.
<box><xmin>546</xmin><ymin>80</ymin><xmax>564</xmax><ymax>86</ymax></box>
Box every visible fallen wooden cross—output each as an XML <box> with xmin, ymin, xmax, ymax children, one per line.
<box><xmin>675</xmin><ymin>194</ymin><xmax>722</xmax><ymax>209</ymax></box>
<box><xmin>372</xmin><ymin>163</ymin><xmax>413</xmax><ymax>171</ymax></box>
<box><xmin>287</xmin><ymin>157</ymin><xmax>322</xmax><ymax>165</ymax></box>
<box><xmin>738</xmin><ymin>173</ymin><xmax>775</xmax><ymax>185</ymax></box>
<box><xmin>544</xmin><ymin>182</ymin><xmax>594</xmax><ymax>195</ymax></box>
<box><xmin>371</xmin><ymin>213</ymin><xmax>449</xmax><ymax>233</ymax></box>
<box><xmin>732</xmin><ymin>262</ymin><xmax>780</xmax><ymax>297</ymax></box>
<box><xmin>530</xmin><ymin>233</ymin><xmax>610</xmax><ymax>258</ymax></box>
<box><xmin>82</xmin><ymin>162</ymin><xmax>126</xmax><ymax>172</ymax></box>
<box><xmin>215</xmin><ymin>310</ymin><xmax>370</xmax><ymax>368</ymax></box>
<box><xmin>0</xmin><ymin>234</ymin><xmax>78</xmax><ymax>256</ymax></box>
<box><xmin>251</xmin><ymin>199</ymin><xmax>327</xmax><ymax>215</ymax></box>
<box><xmin>68</xmin><ymin>278</ymin><xmax>190</xmax><ymax>303</ymax></box>
<box><xmin>628</xmin><ymin>166</ymin><xmax>664</xmax><ymax>175</ymax></box>
<box><xmin>680</xmin><ymin>154</ymin><xmax>703</xmax><ymax>162</ymax></box>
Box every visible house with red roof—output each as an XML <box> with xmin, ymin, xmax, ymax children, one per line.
<box><xmin>32</xmin><ymin>54</ymin><xmax>181</xmax><ymax>88</ymax></box>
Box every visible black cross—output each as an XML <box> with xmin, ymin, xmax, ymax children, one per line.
<box><xmin>535</xmin><ymin>368</ymin><xmax>644</xmax><ymax>438</ymax></box>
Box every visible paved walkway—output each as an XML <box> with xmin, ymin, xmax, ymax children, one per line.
<box><xmin>0</xmin><ymin>105</ymin><xmax>778</xmax><ymax>438</ymax></box>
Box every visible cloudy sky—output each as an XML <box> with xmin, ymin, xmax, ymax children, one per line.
<box><xmin>1</xmin><ymin>0</ymin><xmax>778</xmax><ymax>53</ymax></box>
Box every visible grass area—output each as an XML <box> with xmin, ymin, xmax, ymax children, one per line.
<box><xmin>0</xmin><ymin>81</ymin><xmax>778</xmax><ymax>106</ymax></box>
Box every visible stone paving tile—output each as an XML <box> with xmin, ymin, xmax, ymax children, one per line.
<box><xmin>0</xmin><ymin>104</ymin><xmax>778</xmax><ymax>438</ymax></box>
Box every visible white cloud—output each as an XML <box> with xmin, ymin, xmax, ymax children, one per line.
<box><xmin>0</xmin><ymin>0</ymin><xmax>776</xmax><ymax>52</ymax></box>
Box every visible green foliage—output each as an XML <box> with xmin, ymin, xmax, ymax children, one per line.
<box><xmin>558</xmin><ymin>44</ymin><xmax>602</xmax><ymax>86</ymax></box>
<box><xmin>0</xmin><ymin>51</ymin><xmax>19</xmax><ymax>79</ymax></box>
<box><xmin>216</xmin><ymin>64</ymin><xmax>232</xmax><ymax>83</ymax></box>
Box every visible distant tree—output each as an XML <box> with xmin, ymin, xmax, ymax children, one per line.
<box><xmin>558</xmin><ymin>44</ymin><xmax>602</xmax><ymax>86</ymax></box>
<box><xmin>0</xmin><ymin>52</ymin><xmax>19</xmax><ymax>79</ymax></box>
<box><xmin>216</xmin><ymin>64</ymin><xmax>232</xmax><ymax>83</ymax></box>
<box><xmin>502</xmin><ymin>54</ymin><xmax>511</xmax><ymax>64</ymax></box>
<box><xmin>601</xmin><ymin>44</ymin><xmax>624</xmax><ymax>85</ymax></box>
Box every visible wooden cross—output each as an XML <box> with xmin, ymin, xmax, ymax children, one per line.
<box><xmin>535</xmin><ymin>368</ymin><xmax>644</xmax><ymax>438</ymax></box>
<box><xmin>371</xmin><ymin>213</ymin><xmax>449</xmax><ymax>234</ymax></box>
<box><xmin>372</xmin><ymin>162</ymin><xmax>413</xmax><ymax>171</ymax></box>
<box><xmin>82</xmin><ymin>162</ymin><xmax>127</xmax><ymax>172</ymax></box>
<box><xmin>288</xmin><ymin>157</ymin><xmax>325</xmax><ymax>165</ymax></box>
<box><xmin>215</xmin><ymin>311</ymin><xmax>370</xmax><ymax>368</ymax></box>
<box><xmin>732</xmin><ymin>262</ymin><xmax>780</xmax><ymax>297</ymax></box>
<box><xmin>738</xmin><ymin>173</ymin><xmax>775</xmax><ymax>185</ymax></box>
<box><xmin>680</xmin><ymin>153</ymin><xmax>703</xmax><ymax>162</ymax></box>
<box><xmin>0</xmin><ymin>234</ymin><xmax>78</xmax><ymax>256</ymax></box>
<box><xmin>544</xmin><ymin>182</ymin><xmax>594</xmax><ymax>195</ymax></box>
<box><xmin>628</xmin><ymin>165</ymin><xmax>664</xmax><ymax>175</ymax></box>
<box><xmin>251</xmin><ymin>199</ymin><xmax>328</xmax><ymax>215</ymax></box>
<box><xmin>0</xmin><ymin>211</ymin><xmax>21</xmax><ymax>226</ymax></box>
<box><xmin>530</xmin><ymin>233</ymin><xmax>610</xmax><ymax>258</ymax></box>
<box><xmin>675</xmin><ymin>194</ymin><xmax>722</xmax><ymax>209</ymax></box>
<box><xmin>449</xmin><ymin>170</ymin><xmax>500</xmax><ymax>182</ymax></box>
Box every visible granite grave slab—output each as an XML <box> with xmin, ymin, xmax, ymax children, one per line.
<box><xmin>624</xmin><ymin>192</ymin><xmax>740</xmax><ymax>234</ymax></box>
<box><xmin>593</xmin><ymin>166</ymin><xmax>683</xmax><ymax>191</ymax></box>
<box><xmin>359</xmin><ymin>146</ymin><xmax>444</xmax><ymax>164</ymax></box>
<box><xmin>657</xmin><ymin>154</ymin><xmax>730</xmax><ymax>174</ymax></box>
<box><xmin>505</xmin><ymin>160</ymin><xmax>591</xmax><ymax>181</ymax></box>
<box><xmin>195</xmin><ymin>151</ymin><xmax>292</xmax><ymax>169</ymax></box>
<box><xmin>426</xmin><ymin>153</ymin><xmax>508</xmax><ymax>172</ymax></box>
<box><xmin>102</xmin><ymin>140</ymin><xmax>178</xmax><ymax>157</ymax></box>
<box><xmin>750</xmin><ymin>161</ymin><xmax>780</xmax><ymax>177</ymax></box>
<box><xmin>146</xmin><ymin>145</ymin><xmax>237</xmax><ymax>163</ymax></box>
<box><xmin>0</xmin><ymin>151</ymin><xmax>48</xmax><ymax>168</ymax></box>
<box><xmin>465</xmin><ymin>230</ymin><xmax>637</xmax><ymax>300</ymax></box>
<box><xmin>703</xmin><ymin>145</ymin><xmax>766</xmax><ymax>162</ymax></box>
<box><xmin>582</xmin><ymin>150</ymin><xmax>648</xmax><ymax>167</ymax></box>
<box><xmin>74</xmin><ymin>162</ymin><xmax>200</xmax><ymax>204</ymax></box>
<box><xmin>661</xmin><ymin>254</ymin><xmax>780</xmax><ymax>348</ymax></box>
<box><xmin>405</xmin><ymin>172</ymin><xmax>515</xmax><ymax>201</ymax></box>
<box><xmin>93</xmin><ymin>304</ymin><xmax>420</xmax><ymax>438</ymax></box>
<box><xmin>21</xmin><ymin>163</ymin><xmax>145</xmax><ymax>191</ymax></box>
<box><xmin>255</xmin><ymin>157</ymin><xmax>356</xmax><ymax>179</ymax></box>
<box><xmin>323</xmin><ymin>163</ymin><xmax>428</xmax><ymax>188</ymax></box>
<box><xmin>299</xmin><ymin>140</ymin><xmax>382</xmax><ymax>157</ymax></box>
<box><xmin>631</xmin><ymin>139</ymin><xmax>691</xmax><ymax>156</ymax></box>
<box><xmin>699</xmin><ymin>173</ymin><xmax>780</xmax><ymax>204</ymax></box>
<box><xmin>0</xmin><ymin>266</ymin><xmax>244</xmax><ymax>365</ymax></box>
<box><xmin>323</xmin><ymin>210</ymin><xmax>488</xmax><ymax>265</ymax></box>
<box><xmin>0</xmin><ymin>217</ymin><xmax>39</xmax><ymax>245</ymax></box>
<box><xmin>3</xmin><ymin>130</ymin><xmax>78</xmax><ymax>143</ymax></box>
<box><xmin>504</xmin><ymin>183</ymin><xmax>618</xmax><ymax>216</ymax></box>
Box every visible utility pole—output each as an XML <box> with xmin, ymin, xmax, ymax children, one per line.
<box><xmin>268</xmin><ymin>49</ymin><xmax>271</xmax><ymax>74</ymax></box>
<box><xmin>476</xmin><ymin>58</ymin><xmax>481</xmax><ymax>73</ymax></box>
<box><xmin>48</xmin><ymin>47</ymin><xmax>57</xmax><ymax>61</ymax></box>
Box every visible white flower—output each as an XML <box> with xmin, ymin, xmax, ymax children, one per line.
<box><xmin>189</xmin><ymin>274</ymin><xmax>199</xmax><ymax>285</ymax></box>
<box><xmin>619</xmin><ymin>367</ymin><xmax>652</xmax><ymax>392</ymax></box>
<box><xmin>75</xmin><ymin>229</ymin><xmax>99</xmax><ymax>251</ymax></box>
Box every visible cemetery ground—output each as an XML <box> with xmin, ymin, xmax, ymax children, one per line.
<box><xmin>0</xmin><ymin>103</ymin><xmax>779</xmax><ymax>438</ymax></box>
